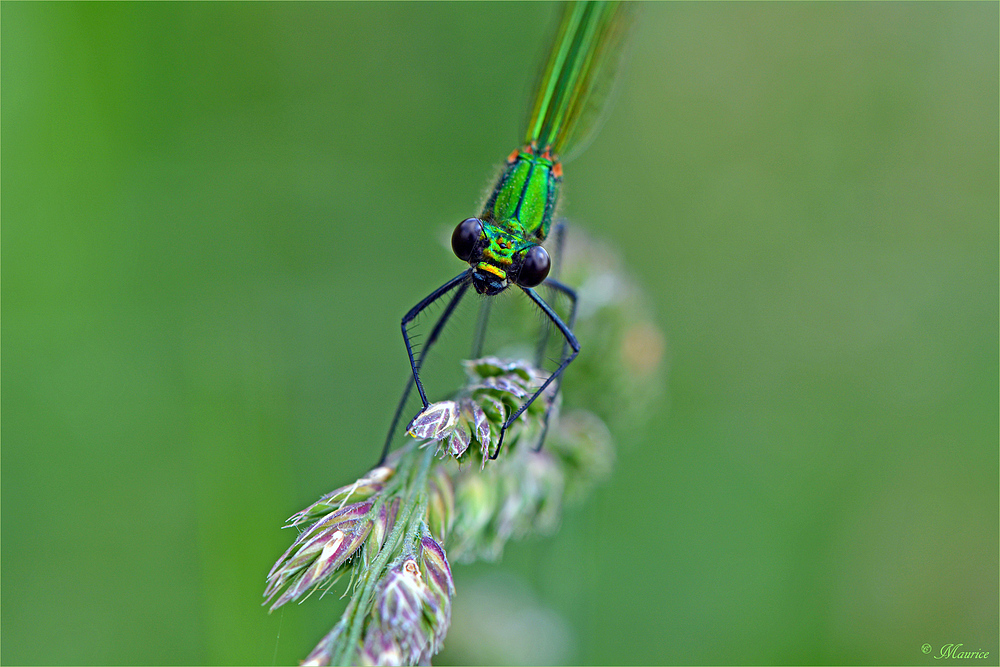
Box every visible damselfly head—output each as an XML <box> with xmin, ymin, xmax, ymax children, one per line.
<box><xmin>470</xmin><ymin>243</ymin><xmax>550</xmax><ymax>295</ymax></box>
<box><xmin>456</xmin><ymin>215</ymin><xmax>549</xmax><ymax>294</ymax></box>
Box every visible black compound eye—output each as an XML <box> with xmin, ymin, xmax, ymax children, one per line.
<box><xmin>517</xmin><ymin>245</ymin><xmax>550</xmax><ymax>287</ymax></box>
<box><xmin>452</xmin><ymin>218</ymin><xmax>482</xmax><ymax>262</ymax></box>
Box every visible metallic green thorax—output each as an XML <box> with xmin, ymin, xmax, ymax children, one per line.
<box><xmin>476</xmin><ymin>147</ymin><xmax>561</xmax><ymax>279</ymax></box>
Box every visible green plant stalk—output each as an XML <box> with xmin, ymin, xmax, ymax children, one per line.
<box><xmin>331</xmin><ymin>445</ymin><xmax>434</xmax><ymax>665</ymax></box>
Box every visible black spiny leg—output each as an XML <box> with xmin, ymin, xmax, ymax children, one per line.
<box><xmin>533</xmin><ymin>276</ymin><xmax>577</xmax><ymax>452</ymax></box>
<box><xmin>534</xmin><ymin>220</ymin><xmax>568</xmax><ymax>367</ymax></box>
<box><xmin>471</xmin><ymin>299</ymin><xmax>493</xmax><ymax>360</ymax></box>
<box><xmin>489</xmin><ymin>284</ymin><xmax>580</xmax><ymax>460</ymax></box>
<box><xmin>379</xmin><ymin>270</ymin><xmax>471</xmax><ymax>465</ymax></box>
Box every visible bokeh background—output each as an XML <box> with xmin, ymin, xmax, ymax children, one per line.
<box><xmin>3</xmin><ymin>2</ymin><xmax>997</xmax><ymax>665</ymax></box>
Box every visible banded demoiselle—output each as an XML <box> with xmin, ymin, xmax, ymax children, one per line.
<box><xmin>382</xmin><ymin>2</ymin><xmax>635</xmax><ymax>463</ymax></box>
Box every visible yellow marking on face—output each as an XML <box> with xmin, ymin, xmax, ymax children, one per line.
<box><xmin>478</xmin><ymin>263</ymin><xmax>507</xmax><ymax>279</ymax></box>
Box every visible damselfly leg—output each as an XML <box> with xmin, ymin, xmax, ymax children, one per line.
<box><xmin>534</xmin><ymin>220</ymin><xmax>569</xmax><ymax>367</ymax></box>
<box><xmin>471</xmin><ymin>299</ymin><xmax>493</xmax><ymax>360</ymax></box>
<box><xmin>379</xmin><ymin>270</ymin><xmax>471</xmax><ymax>465</ymax></box>
<box><xmin>489</xmin><ymin>284</ymin><xmax>579</xmax><ymax>460</ymax></box>
<box><xmin>531</xmin><ymin>274</ymin><xmax>578</xmax><ymax>453</ymax></box>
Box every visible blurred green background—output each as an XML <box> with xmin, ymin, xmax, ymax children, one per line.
<box><xmin>3</xmin><ymin>2</ymin><xmax>997</xmax><ymax>665</ymax></box>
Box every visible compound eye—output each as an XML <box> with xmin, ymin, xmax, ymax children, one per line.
<box><xmin>452</xmin><ymin>218</ymin><xmax>483</xmax><ymax>262</ymax></box>
<box><xmin>517</xmin><ymin>245</ymin><xmax>550</xmax><ymax>287</ymax></box>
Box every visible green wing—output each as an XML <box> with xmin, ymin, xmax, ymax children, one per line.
<box><xmin>524</xmin><ymin>1</ymin><xmax>636</xmax><ymax>161</ymax></box>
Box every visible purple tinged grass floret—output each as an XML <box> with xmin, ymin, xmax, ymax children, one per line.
<box><xmin>264</xmin><ymin>500</ymin><xmax>374</xmax><ymax>611</ymax></box>
<box><xmin>359</xmin><ymin>535</ymin><xmax>454</xmax><ymax>666</ymax></box>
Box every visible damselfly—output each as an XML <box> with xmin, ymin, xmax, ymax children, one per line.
<box><xmin>382</xmin><ymin>1</ymin><xmax>635</xmax><ymax>463</ymax></box>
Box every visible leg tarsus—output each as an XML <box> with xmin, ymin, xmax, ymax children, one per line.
<box><xmin>488</xmin><ymin>425</ymin><xmax>507</xmax><ymax>460</ymax></box>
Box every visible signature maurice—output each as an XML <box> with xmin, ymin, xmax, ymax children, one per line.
<box><xmin>926</xmin><ymin>644</ymin><xmax>991</xmax><ymax>660</ymax></box>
